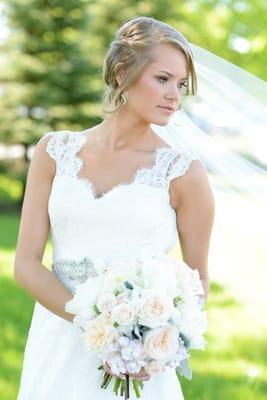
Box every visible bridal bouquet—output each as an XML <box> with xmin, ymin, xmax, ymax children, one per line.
<box><xmin>65</xmin><ymin>255</ymin><xmax>207</xmax><ymax>399</ymax></box>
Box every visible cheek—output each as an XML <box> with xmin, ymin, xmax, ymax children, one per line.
<box><xmin>133</xmin><ymin>78</ymin><xmax>162</xmax><ymax>103</ymax></box>
<box><xmin>143</xmin><ymin>79</ymin><xmax>162</xmax><ymax>99</ymax></box>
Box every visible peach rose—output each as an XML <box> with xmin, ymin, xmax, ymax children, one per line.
<box><xmin>144</xmin><ymin>326</ymin><xmax>179</xmax><ymax>361</ymax></box>
<box><xmin>111</xmin><ymin>303</ymin><xmax>135</xmax><ymax>326</ymax></box>
<box><xmin>84</xmin><ymin>315</ymin><xmax>116</xmax><ymax>353</ymax></box>
<box><xmin>139</xmin><ymin>291</ymin><xmax>173</xmax><ymax>328</ymax></box>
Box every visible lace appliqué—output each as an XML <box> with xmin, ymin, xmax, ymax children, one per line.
<box><xmin>42</xmin><ymin>130</ymin><xmax>200</xmax><ymax>197</ymax></box>
<box><xmin>166</xmin><ymin>152</ymin><xmax>200</xmax><ymax>182</ymax></box>
<box><xmin>52</xmin><ymin>256</ymin><xmax>98</xmax><ymax>284</ymax></box>
<box><xmin>76</xmin><ymin>145</ymin><xmax>175</xmax><ymax>199</ymax></box>
<box><xmin>42</xmin><ymin>130</ymin><xmax>87</xmax><ymax>177</ymax></box>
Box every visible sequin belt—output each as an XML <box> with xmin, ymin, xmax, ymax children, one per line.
<box><xmin>52</xmin><ymin>256</ymin><xmax>99</xmax><ymax>284</ymax></box>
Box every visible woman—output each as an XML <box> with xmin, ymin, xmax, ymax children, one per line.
<box><xmin>14</xmin><ymin>16</ymin><xmax>215</xmax><ymax>399</ymax></box>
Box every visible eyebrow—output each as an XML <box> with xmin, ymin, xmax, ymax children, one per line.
<box><xmin>159</xmin><ymin>70</ymin><xmax>188</xmax><ymax>80</ymax></box>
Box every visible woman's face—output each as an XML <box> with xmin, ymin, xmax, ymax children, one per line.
<box><xmin>125</xmin><ymin>43</ymin><xmax>188</xmax><ymax>126</ymax></box>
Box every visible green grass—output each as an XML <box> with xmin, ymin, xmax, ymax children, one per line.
<box><xmin>0</xmin><ymin>175</ymin><xmax>23</xmax><ymax>204</ymax></box>
<box><xmin>0</xmin><ymin>206</ymin><xmax>267</xmax><ymax>400</ymax></box>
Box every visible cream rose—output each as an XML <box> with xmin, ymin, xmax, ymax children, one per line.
<box><xmin>96</xmin><ymin>293</ymin><xmax>116</xmax><ymax>314</ymax></box>
<box><xmin>116</xmin><ymin>292</ymin><xmax>129</xmax><ymax>304</ymax></box>
<box><xmin>138</xmin><ymin>291</ymin><xmax>173</xmax><ymax>328</ymax></box>
<box><xmin>144</xmin><ymin>326</ymin><xmax>179</xmax><ymax>361</ymax></box>
<box><xmin>84</xmin><ymin>315</ymin><xmax>116</xmax><ymax>353</ymax></box>
<box><xmin>111</xmin><ymin>303</ymin><xmax>135</xmax><ymax>326</ymax></box>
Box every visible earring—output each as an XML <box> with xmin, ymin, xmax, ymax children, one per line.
<box><xmin>120</xmin><ymin>93</ymin><xmax>127</xmax><ymax>106</ymax></box>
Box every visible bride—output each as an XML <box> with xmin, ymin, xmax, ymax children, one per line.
<box><xmin>14</xmin><ymin>16</ymin><xmax>215</xmax><ymax>399</ymax></box>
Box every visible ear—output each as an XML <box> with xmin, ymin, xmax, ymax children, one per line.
<box><xmin>115</xmin><ymin>64</ymin><xmax>127</xmax><ymax>87</ymax></box>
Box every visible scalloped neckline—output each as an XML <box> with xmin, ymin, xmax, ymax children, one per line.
<box><xmin>75</xmin><ymin>132</ymin><xmax>172</xmax><ymax>201</ymax></box>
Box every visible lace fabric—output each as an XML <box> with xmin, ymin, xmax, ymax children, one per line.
<box><xmin>41</xmin><ymin>130</ymin><xmax>199</xmax><ymax>200</ymax></box>
<box><xmin>17</xmin><ymin>128</ymin><xmax>196</xmax><ymax>400</ymax></box>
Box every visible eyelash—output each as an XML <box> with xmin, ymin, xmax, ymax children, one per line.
<box><xmin>157</xmin><ymin>76</ymin><xmax>188</xmax><ymax>88</ymax></box>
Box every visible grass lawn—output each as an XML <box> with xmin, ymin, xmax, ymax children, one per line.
<box><xmin>0</xmin><ymin>193</ymin><xmax>267</xmax><ymax>399</ymax></box>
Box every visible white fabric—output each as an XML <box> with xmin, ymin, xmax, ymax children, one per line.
<box><xmin>17</xmin><ymin>129</ymin><xmax>201</xmax><ymax>399</ymax></box>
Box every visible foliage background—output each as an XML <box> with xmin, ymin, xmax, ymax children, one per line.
<box><xmin>0</xmin><ymin>1</ymin><xmax>267</xmax><ymax>399</ymax></box>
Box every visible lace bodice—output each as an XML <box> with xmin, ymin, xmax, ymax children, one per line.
<box><xmin>40</xmin><ymin>129</ymin><xmax>200</xmax><ymax>290</ymax></box>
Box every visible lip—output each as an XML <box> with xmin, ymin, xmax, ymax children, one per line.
<box><xmin>158</xmin><ymin>106</ymin><xmax>174</xmax><ymax>113</ymax></box>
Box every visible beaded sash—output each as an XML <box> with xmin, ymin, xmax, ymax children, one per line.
<box><xmin>52</xmin><ymin>256</ymin><xmax>98</xmax><ymax>285</ymax></box>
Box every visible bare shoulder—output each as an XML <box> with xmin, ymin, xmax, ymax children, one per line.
<box><xmin>170</xmin><ymin>158</ymin><xmax>214</xmax><ymax>210</ymax></box>
<box><xmin>32</xmin><ymin>132</ymin><xmax>59</xmax><ymax>179</ymax></box>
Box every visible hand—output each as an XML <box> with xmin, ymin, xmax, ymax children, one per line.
<box><xmin>104</xmin><ymin>362</ymin><xmax>151</xmax><ymax>381</ymax></box>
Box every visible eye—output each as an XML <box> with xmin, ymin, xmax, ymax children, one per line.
<box><xmin>157</xmin><ymin>76</ymin><xmax>168</xmax><ymax>83</ymax></box>
<box><xmin>179</xmin><ymin>82</ymin><xmax>188</xmax><ymax>89</ymax></box>
<box><xmin>157</xmin><ymin>76</ymin><xmax>188</xmax><ymax>89</ymax></box>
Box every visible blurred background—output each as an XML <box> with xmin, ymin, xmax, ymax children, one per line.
<box><xmin>0</xmin><ymin>1</ymin><xmax>266</xmax><ymax>399</ymax></box>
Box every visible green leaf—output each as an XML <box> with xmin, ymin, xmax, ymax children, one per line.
<box><xmin>173</xmin><ymin>296</ymin><xmax>182</xmax><ymax>307</ymax></box>
<box><xmin>179</xmin><ymin>332</ymin><xmax>191</xmax><ymax>349</ymax></box>
<box><xmin>93</xmin><ymin>304</ymin><xmax>101</xmax><ymax>315</ymax></box>
<box><xmin>124</xmin><ymin>280</ymin><xmax>134</xmax><ymax>290</ymax></box>
<box><xmin>176</xmin><ymin>359</ymin><xmax>192</xmax><ymax>381</ymax></box>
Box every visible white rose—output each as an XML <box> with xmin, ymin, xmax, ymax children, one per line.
<box><xmin>138</xmin><ymin>290</ymin><xmax>173</xmax><ymax>328</ymax></box>
<box><xmin>139</xmin><ymin>259</ymin><xmax>177</xmax><ymax>295</ymax></box>
<box><xmin>144</xmin><ymin>326</ymin><xmax>179</xmax><ymax>362</ymax></box>
<box><xmin>102</xmin><ymin>273</ymin><xmax>127</xmax><ymax>293</ymax></box>
<box><xmin>171</xmin><ymin>308</ymin><xmax>182</xmax><ymax>326</ymax></box>
<box><xmin>84</xmin><ymin>314</ymin><xmax>116</xmax><ymax>353</ymax></box>
<box><xmin>116</xmin><ymin>292</ymin><xmax>129</xmax><ymax>304</ymax></box>
<box><xmin>174</xmin><ymin>261</ymin><xmax>204</xmax><ymax>297</ymax></box>
<box><xmin>96</xmin><ymin>293</ymin><xmax>116</xmax><ymax>314</ymax></box>
<box><xmin>65</xmin><ymin>275</ymin><xmax>105</xmax><ymax>319</ymax></box>
<box><xmin>111</xmin><ymin>303</ymin><xmax>135</xmax><ymax>326</ymax></box>
<box><xmin>177</xmin><ymin>302</ymin><xmax>208</xmax><ymax>350</ymax></box>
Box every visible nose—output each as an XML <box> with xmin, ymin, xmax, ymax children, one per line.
<box><xmin>165</xmin><ymin>87</ymin><xmax>182</xmax><ymax>103</ymax></box>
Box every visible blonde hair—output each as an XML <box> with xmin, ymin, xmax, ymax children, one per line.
<box><xmin>101</xmin><ymin>16</ymin><xmax>198</xmax><ymax>118</ymax></box>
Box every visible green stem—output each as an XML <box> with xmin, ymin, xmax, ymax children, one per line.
<box><xmin>120</xmin><ymin>380</ymin><xmax>125</xmax><ymax>397</ymax></box>
<box><xmin>132</xmin><ymin>380</ymin><xmax>141</xmax><ymax>398</ymax></box>
<box><xmin>101</xmin><ymin>372</ymin><xmax>110</xmax><ymax>388</ymax></box>
<box><xmin>113</xmin><ymin>377</ymin><xmax>122</xmax><ymax>395</ymax></box>
<box><xmin>137</xmin><ymin>380</ymin><xmax>144</xmax><ymax>390</ymax></box>
<box><xmin>103</xmin><ymin>373</ymin><xmax>113</xmax><ymax>389</ymax></box>
<box><xmin>125</xmin><ymin>375</ymin><xmax>130</xmax><ymax>399</ymax></box>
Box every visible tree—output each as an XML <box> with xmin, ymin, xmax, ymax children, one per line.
<box><xmin>0</xmin><ymin>0</ymin><xmax>101</xmax><ymax>149</ymax></box>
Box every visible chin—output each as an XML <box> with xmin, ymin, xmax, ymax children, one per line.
<box><xmin>150</xmin><ymin>117</ymin><xmax>172</xmax><ymax>127</ymax></box>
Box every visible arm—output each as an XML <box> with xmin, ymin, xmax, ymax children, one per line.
<box><xmin>170</xmin><ymin>159</ymin><xmax>215</xmax><ymax>302</ymax></box>
<box><xmin>14</xmin><ymin>135</ymin><xmax>75</xmax><ymax>323</ymax></box>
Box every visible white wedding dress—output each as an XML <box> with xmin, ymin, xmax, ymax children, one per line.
<box><xmin>17</xmin><ymin>129</ymin><xmax>200</xmax><ymax>400</ymax></box>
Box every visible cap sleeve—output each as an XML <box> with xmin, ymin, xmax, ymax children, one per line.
<box><xmin>37</xmin><ymin>130</ymin><xmax>85</xmax><ymax>177</ymax></box>
<box><xmin>166</xmin><ymin>151</ymin><xmax>202</xmax><ymax>182</ymax></box>
<box><xmin>38</xmin><ymin>130</ymin><xmax>70</xmax><ymax>164</ymax></box>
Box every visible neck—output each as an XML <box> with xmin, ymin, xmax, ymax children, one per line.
<box><xmin>99</xmin><ymin>107</ymin><xmax>154</xmax><ymax>151</ymax></box>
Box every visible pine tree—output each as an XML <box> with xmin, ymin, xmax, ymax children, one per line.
<box><xmin>0</xmin><ymin>0</ymin><xmax>100</xmax><ymax>149</ymax></box>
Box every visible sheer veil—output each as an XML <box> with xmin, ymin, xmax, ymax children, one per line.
<box><xmin>152</xmin><ymin>43</ymin><xmax>267</xmax><ymax>305</ymax></box>
<box><xmin>152</xmin><ymin>43</ymin><xmax>267</xmax><ymax>196</ymax></box>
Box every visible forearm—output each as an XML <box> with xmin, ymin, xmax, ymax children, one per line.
<box><xmin>200</xmin><ymin>278</ymin><xmax>210</xmax><ymax>302</ymax></box>
<box><xmin>14</xmin><ymin>260</ymin><xmax>74</xmax><ymax>323</ymax></box>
